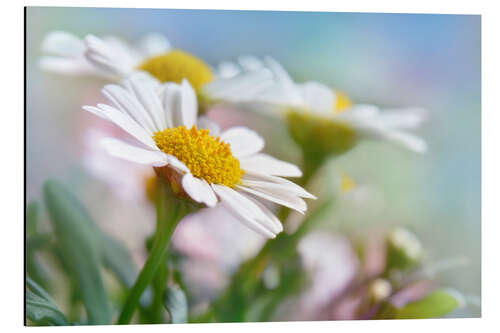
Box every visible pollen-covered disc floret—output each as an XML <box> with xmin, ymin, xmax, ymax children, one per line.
<box><xmin>138</xmin><ymin>50</ymin><xmax>214</xmax><ymax>91</ymax></box>
<box><xmin>153</xmin><ymin>125</ymin><xmax>243</xmax><ymax>187</ymax></box>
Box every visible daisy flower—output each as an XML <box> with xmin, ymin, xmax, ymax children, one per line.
<box><xmin>40</xmin><ymin>31</ymin><xmax>213</xmax><ymax>92</ymax></box>
<box><xmin>82</xmin><ymin>73</ymin><xmax>315</xmax><ymax>238</ymax></box>
<box><xmin>204</xmin><ymin>56</ymin><xmax>428</xmax><ymax>154</ymax></box>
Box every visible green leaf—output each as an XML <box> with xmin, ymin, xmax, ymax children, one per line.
<box><xmin>101</xmin><ymin>234</ymin><xmax>153</xmax><ymax>307</ymax></box>
<box><xmin>395</xmin><ymin>289</ymin><xmax>462</xmax><ymax>319</ymax></box>
<box><xmin>43</xmin><ymin>180</ymin><xmax>111</xmax><ymax>324</ymax></box>
<box><xmin>26</xmin><ymin>278</ymin><xmax>69</xmax><ymax>326</ymax></box>
<box><xmin>26</xmin><ymin>233</ymin><xmax>52</xmax><ymax>290</ymax></box>
<box><xmin>101</xmin><ymin>234</ymin><xmax>137</xmax><ymax>288</ymax></box>
<box><xmin>26</xmin><ymin>201</ymin><xmax>51</xmax><ymax>290</ymax></box>
<box><xmin>164</xmin><ymin>284</ymin><xmax>188</xmax><ymax>323</ymax></box>
<box><xmin>27</xmin><ymin>277</ymin><xmax>54</xmax><ymax>303</ymax></box>
<box><xmin>26</xmin><ymin>201</ymin><xmax>39</xmax><ymax>235</ymax></box>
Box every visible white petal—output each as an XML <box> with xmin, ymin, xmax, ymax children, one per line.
<box><xmin>100</xmin><ymin>138</ymin><xmax>167</xmax><ymax>166</ymax></box>
<box><xmin>212</xmin><ymin>184</ymin><xmax>279</xmax><ymax>238</ymax></box>
<box><xmin>165</xmin><ymin>155</ymin><xmax>190</xmax><ymax>173</ymax></box>
<box><xmin>160</xmin><ymin>80</ymin><xmax>197</xmax><ymax>129</ymax></box>
<box><xmin>381</xmin><ymin>130</ymin><xmax>428</xmax><ymax>153</ymax></box>
<box><xmin>243</xmin><ymin>170</ymin><xmax>309</xmax><ymax>189</ymax></box>
<box><xmin>220</xmin><ymin>204</ymin><xmax>276</xmax><ymax>239</ymax></box>
<box><xmin>39</xmin><ymin>31</ymin><xmax>98</xmax><ymax>76</ymax></box>
<box><xmin>84</xmin><ymin>34</ymin><xmax>135</xmax><ymax>77</ymax></box>
<box><xmin>238</xmin><ymin>55</ymin><xmax>264</xmax><ymax>71</ymax></box>
<box><xmin>242</xmin><ymin>195</ymin><xmax>283</xmax><ymax>233</ymax></box>
<box><xmin>216</xmin><ymin>61</ymin><xmax>240</xmax><ymax>78</ymax></box>
<box><xmin>123</xmin><ymin>73</ymin><xmax>165</xmax><ymax>131</ymax></box>
<box><xmin>377</xmin><ymin>108</ymin><xmax>428</xmax><ymax>129</ymax></box>
<box><xmin>197</xmin><ymin>116</ymin><xmax>221</xmax><ymax>136</ymax></box>
<box><xmin>41</xmin><ymin>31</ymin><xmax>85</xmax><ymax>57</ymax></box>
<box><xmin>240</xmin><ymin>154</ymin><xmax>302</xmax><ymax>177</ymax></box>
<box><xmin>161</xmin><ymin>82</ymin><xmax>182</xmax><ymax>128</ymax></box>
<box><xmin>241</xmin><ymin>178</ymin><xmax>316</xmax><ymax>199</ymax></box>
<box><xmin>337</xmin><ymin>104</ymin><xmax>380</xmax><ymax>121</ymax></box>
<box><xmin>263</xmin><ymin>56</ymin><xmax>295</xmax><ymax>88</ymax></box>
<box><xmin>256</xmin><ymin>84</ymin><xmax>303</xmax><ymax>107</ymax></box>
<box><xmin>203</xmin><ymin>69</ymin><xmax>274</xmax><ymax>102</ymax></box>
<box><xmin>39</xmin><ymin>56</ymin><xmax>91</xmax><ymax>75</ymax></box>
<box><xmin>220</xmin><ymin>127</ymin><xmax>264</xmax><ymax>157</ymax></box>
<box><xmin>82</xmin><ymin>105</ymin><xmax>157</xmax><ymax>149</ymax></box>
<box><xmin>182</xmin><ymin>174</ymin><xmax>218</xmax><ymax>207</ymax></box>
<box><xmin>102</xmin><ymin>35</ymin><xmax>142</xmax><ymax>65</ymax></box>
<box><xmin>298</xmin><ymin>81</ymin><xmax>335</xmax><ymax>114</ymax></box>
<box><xmin>102</xmin><ymin>83</ymin><xmax>157</xmax><ymax>134</ymax></box>
<box><xmin>180</xmin><ymin>79</ymin><xmax>198</xmax><ymax>128</ymax></box>
<box><xmin>138</xmin><ymin>33</ymin><xmax>171</xmax><ymax>57</ymax></box>
<box><xmin>236</xmin><ymin>184</ymin><xmax>307</xmax><ymax>214</ymax></box>
<box><xmin>126</xmin><ymin>71</ymin><xmax>161</xmax><ymax>89</ymax></box>
<box><xmin>356</xmin><ymin>122</ymin><xmax>427</xmax><ymax>153</ymax></box>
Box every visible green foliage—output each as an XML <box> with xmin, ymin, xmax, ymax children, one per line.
<box><xmin>43</xmin><ymin>180</ymin><xmax>111</xmax><ymax>324</ymax></box>
<box><xmin>101</xmin><ymin>235</ymin><xmax>137</xmax><ymax>289</ymax></box>
<box><xmin>395</xmin><ymin>290</ymin><xmax>461</xmax><ymax>319</ymax></box>
<box><xmin>26</xmin><ymin>278</ymin><xmax>69</xmax><ymax>326</ymax></box>
<box><xmin>164</xmin><ymin>284</ymin><xmax>189</xmax><ymax>324</ymax></box>
<box><xmin>26</xmin><ymin>201</ymin><xmax>39</xmax><ymax>235</ymax></box>
<box><xmin>26</xmin><ymin>201</ymin><xmax>51</xmax><ymax>289</ymax></box>
<box><xmin>100</xmin><ymin>233</ymin><xmax>154</xmax><ymax>308</ymax></box>
<box><xmin>376</xmin><ymin>289</ymin><xmax>461</xmax><ymax>319</ymax></box>
<box><xmin>249</xmin><ymin>255</ymin><xmax>309</xmax><ymax>322</ymax></box>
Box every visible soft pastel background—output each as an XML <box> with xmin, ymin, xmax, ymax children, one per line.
<box><xmin>26</xmin><ymin>7</ymin><xmax>481</xmax><ymax>318</ymax></box>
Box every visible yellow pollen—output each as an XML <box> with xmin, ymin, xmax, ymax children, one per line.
<box><xmin>137</xmin><ymin>50</ymin><xmax>214</xmax><ymax>91</ymax></box>
<box><xmin>333</xmin><ymin>91</ymin><xmax>353</xmax><ymax>114</ymax></box>
<box><xmin>153</xmin><ymin>125</ymin><xmax>244</xmax><ymax>187</ymax></box>
<box><xmin>340</xmin><ymin>172</ymin><xmax>356</xmax><ymax>192</ymax></box>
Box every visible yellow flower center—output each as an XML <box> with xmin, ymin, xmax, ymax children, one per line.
<box><xmin>153</xmin><ymin>125</ymin><xmax>243</xmax><ymax>187</ymax></box>
<box><xmin>340</xmin><ymin>172</ymin><xmax>356</xmax><ymax>192</ymax></box>
<box><xmin>333</xmin><ymin>91</ymin><xmax>352</xmax><ymax>114</ymax></box>
<box><xmin>137</xmin><ymin>50</ymin><xmax>214</xmax><ymax>92</ymax></box>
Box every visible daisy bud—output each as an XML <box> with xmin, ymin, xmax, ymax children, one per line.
<box><xmin>386</xmin><ymin>227</ymin><xmax>424</xmax><ymax>272</ymax></box>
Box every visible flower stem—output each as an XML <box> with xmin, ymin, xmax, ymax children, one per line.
<box><xmin>117</xmin><ymin>180</ymin><xmax>193</xmax><ymax>325</ymax></box>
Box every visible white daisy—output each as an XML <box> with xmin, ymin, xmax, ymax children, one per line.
<box><xmin>82</xmin><ymin>73</ymin><xmax>315</xmax><ymax>238</ymax></box>
<box><xmin>204</xmin><ymin>56</ymin><xmax>428</xmax><ymax>153</ymax></box>
<box><xmin>40</xmin><ymin>31</ymin><xmax>213</xmax><ymax>92</ymax></box>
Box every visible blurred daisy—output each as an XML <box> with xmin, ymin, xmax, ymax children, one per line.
<box><xmin>204</xmin><ymin>56</ymin><xmax>428</xmax><ymax>154</ymax></box>
<box><xmin>40</xmin><ymin>31</ymin><xmax>213</xmax><ymax>92</ymax></box>
<box><xmin>82</xmin><ymin>73</ymin><xmax>315</xmax><ymax>238</ymax></box>
<box><xmin>297</xmin><ymin>232</ymin><xmax>359</xmax><ymax>319</ymax></box>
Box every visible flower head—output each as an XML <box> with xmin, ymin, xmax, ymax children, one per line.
<box><xmin>40</xmin><ymin>31</ymin><xmax>214</xmax><ymax>92</ymax></box>
<box><xmin>83</xmin><ymin>73</ymin><xmax>315</xmax><ymax>238</ymax></box>
<box><xmin>204</xmin><ymin>56</ymin><xmax>428</xmax><ymax>155</ymax></box>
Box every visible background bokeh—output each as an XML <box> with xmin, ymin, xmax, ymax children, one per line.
<box><xmin>26</xmin><ymin>7</ymin><xmax>481</xmax><ymax>318</ymax></box>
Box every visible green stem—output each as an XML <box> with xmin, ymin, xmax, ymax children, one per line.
<box><xmin>117</xmin><ymin>181</ymin><xmax>193</xmax><ymax>325</ymax></box>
